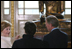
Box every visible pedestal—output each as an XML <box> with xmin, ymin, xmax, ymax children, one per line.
<box><xmin>33</xmin><ymin>19</ymin><xmax>71</xmax><ymax>41</ymax></box>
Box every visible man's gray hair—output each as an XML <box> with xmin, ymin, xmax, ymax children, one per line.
<box><xmin>46</xmin><ymin>15</ymin><xmax>59</xmax><ymax>27</ymax></box>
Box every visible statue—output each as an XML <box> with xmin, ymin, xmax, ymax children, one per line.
<box><xmin>39</xmin><ymin>1</ymin><xmax>65</xmax><ymax>19</ymax></box>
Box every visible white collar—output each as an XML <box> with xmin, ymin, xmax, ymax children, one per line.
<box><xmin>51</xmin><ymin>27</ymin><xmax>59</xmax><ymax>32</ymax></box>
<box><xmin>1</xmin><ymin>36</ymin><xmax>11</xmax><ymax>42</ymax></box>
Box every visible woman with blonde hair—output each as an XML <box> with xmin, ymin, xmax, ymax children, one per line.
<box><xmin>1</xmin><ymin>20</ymin><xmax>20</xmax><ymax>48</ymax></box>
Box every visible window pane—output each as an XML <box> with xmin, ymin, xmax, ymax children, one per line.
<box><xmin>18</xmin><ymin>9</ymin><xmax>24</xmax><ymax>14</ymax></box>
<box><xmin>25</xmin><ymin>9</ymin><xmax>46</xmax><ymax>15</ymax></box>
<box><xmin>25</xmin><ymin>9</ymin><xmax>39</xmax><ymax>14</ymax></box>
<box><xmin>25</xmin><ymin>1</ymin><xmax>39</xmax><ymax>8</ymax></box>
<box><xmin>44</xmin><ymin>4</ymin><xmax>46</xmax><ymax>8</ymax></box>
<box><xmin>4</xmin><ymin>1</ymin><xmax>9</xmax><ymax>8</ymax></box>
<box><xmin>4</xmin><ymin>9</ymin><xmax>9</xmax><ymax>14</ymax></box>
<box><xmin>18</xmin><ymin>1</ymin><xmax>24</xmax><ymax>8</ymax></box>
<box><xmin>65</xmin><ymin>9</ymin><xmax>71</xmax><ymax>14</ymax></box>
<box><xmin>65</xmin><ymin>1</ymin><xmax>71</xmax><ymax>8</ymax></box>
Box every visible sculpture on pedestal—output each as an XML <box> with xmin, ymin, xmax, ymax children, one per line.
<box><xmin>39</xmin><ymin>1</ymin><xmax>65</xmax><ymax>20</ymax></box>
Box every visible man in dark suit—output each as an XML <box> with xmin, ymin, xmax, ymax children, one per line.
<box><xmin>43</xmin><ymin>15</ymin><xmax>68</xmax><ymax>48</ymax></box>
<box><xmin>12</xmin><ymin>22</ymin><xmax>48</xmax><ymax>48</ymax></box>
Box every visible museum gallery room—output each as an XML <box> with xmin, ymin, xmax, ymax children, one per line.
<box><xmin>1</xmin><ymin>1</ymin><xmax>71</xmax><ymax>48</ymax></box>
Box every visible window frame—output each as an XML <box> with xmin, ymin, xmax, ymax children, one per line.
<box><xmin>3</xmin><ymin>1</ymin><xmax>10</xmax><ymax>15</ymax></box>
<box><xmin>65</xmin><ymin>1</ymin><xmax>71</xmax><ymax>15</ymax></box>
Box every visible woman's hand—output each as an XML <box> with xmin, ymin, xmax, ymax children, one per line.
<box><xmin>15</xmin><ymin>35</ymin><xmax>20</xmax><ymax>40</ymax></box>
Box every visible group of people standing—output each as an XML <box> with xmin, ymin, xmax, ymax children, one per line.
<box><xmin>1</xmin><ymin>15</ymin><xmax>68</xmax><ymax>48</ymax></box>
